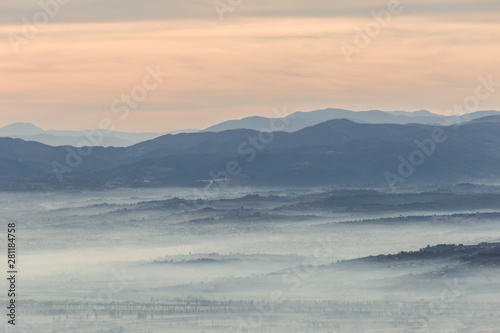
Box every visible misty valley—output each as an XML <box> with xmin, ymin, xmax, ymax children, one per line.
<box><xmin>2</xmin><ymin>184</ymin><xmax>499</xmax><ymax>332</ymax></box>
<box><xmin>3</xmin><ymin>0</ymin><xmax>500</xmax><ymax>329</ymax></box>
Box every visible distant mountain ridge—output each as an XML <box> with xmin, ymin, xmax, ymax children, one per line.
<box><xmin>1</xmin><ymin>115</ymin><xmax>500</xmax><ymax>190</ymax></box>
<box><xmin>0</xmin><ymin>123</ymin><xmax>198</xmax><ymax>147</ymax></box>
<box><xmin>202</xmin><ymin>108</ymin><xmax>500</xmax><ymax>132</ymax></box>
<box><xmin>3</xmin><ymin>109</ymin><xmax>500</xmax><ymax>147</ymax></box>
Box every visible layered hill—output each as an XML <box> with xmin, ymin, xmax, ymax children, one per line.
<box><xmin>202</xmin><ymin>109</ymin><xmax>500</xmax><ymax>132</ymax></box>
<box><xmin>1</xmin><ymin>116</ymin><xmax>500</xmax><ymax>190</ymax></box>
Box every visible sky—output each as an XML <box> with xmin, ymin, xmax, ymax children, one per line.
<box><xmin>1</xmin><ymin>0</ymin><xmax>500</xmax><ymax>132</ymax></box>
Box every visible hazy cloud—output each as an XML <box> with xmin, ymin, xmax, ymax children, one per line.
<box><xmin>1</xmin><ymin>0</ymin><xmax>499</xmax><ymax>24</ymax></box>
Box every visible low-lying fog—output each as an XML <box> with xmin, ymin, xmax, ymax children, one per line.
<box><xmin>1</xmin><ymin>185</ymin><xmax>499</xmax><ymax>332</ymax></box>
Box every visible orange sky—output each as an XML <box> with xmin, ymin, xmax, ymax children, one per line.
<box><xmin>1</xmin><ymin>2</ymin><xmax>500</xmax><ymax>132</ymax></box>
